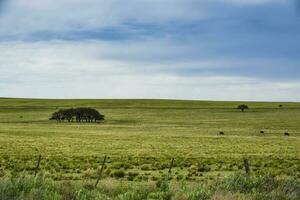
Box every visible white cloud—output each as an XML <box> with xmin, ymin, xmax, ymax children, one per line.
<box><xmin>0</xmin><ymin>40</ymin><xmax>299</xmax><ymax>101</ymax></box>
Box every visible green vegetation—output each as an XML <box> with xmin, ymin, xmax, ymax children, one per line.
<box><xmin>0</xmin><ymin>173</ymin><xmax>299</xmax><ymax>200</ymax></box>
<box><xmin>0</xmin><ymin>98</ymin><xmax>299</xmax><ymax>198</ymax></box>
<box><xmin>50</xmin><ymin>108</ymin><xmax>104</xmax><ymax>123</ymax></box>
<box><xmin>237</xmin><ymin>104</ymin><xmax>249</xmax><ymax>112</ymax></box>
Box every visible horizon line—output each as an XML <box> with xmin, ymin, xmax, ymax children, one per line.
<box><xmin>1</xmin><ymin>97</ymin><xmax>299</xmax><ymax>104</ymax></box>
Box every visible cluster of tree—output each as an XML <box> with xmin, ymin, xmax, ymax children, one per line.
<box><xmin>50</xmin><ymin>108</ymin><xmax>104</xmax><ymax>123</ymax></box>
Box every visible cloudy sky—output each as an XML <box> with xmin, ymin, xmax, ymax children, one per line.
<box><xmin>0</xmin><ymin>0</ymin><xmax>299</xmax><ymax>101</ymax></box>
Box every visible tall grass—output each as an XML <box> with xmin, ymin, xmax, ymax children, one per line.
<box><xmin>0</xmin><ymin>175</ymin><xmax>59</xmax><ymax>200</ymax></box>
<box><xmin>0</xmin><ymin>173</ymin><xmax>299</xmax><ymax>200</ymax></box>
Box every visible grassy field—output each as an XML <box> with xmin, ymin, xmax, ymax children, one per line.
<box><xmin>0</xmin><ymin>98</ymin><xmax>300</xmax><ymax>183</ymax></box>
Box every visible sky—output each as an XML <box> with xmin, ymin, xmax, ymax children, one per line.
<box><xmin>0</xmin><ymin>0</ymin><xmax>299</xmax><ymax>101</ymax></box>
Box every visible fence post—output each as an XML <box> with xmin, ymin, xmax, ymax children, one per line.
<box><xmin>34</xmin><ymin>154</ymin><xmax>42</xmax><ymax>176</ymax></box>
<box><xmin>243</xmin><ymin>159</ymin><xmax>250</xmax><ymax>175</ymax></box>
<box><xmin>94</xmin><ymin>155</ymin><xmax>107</xmax><ymax>188</ymax></box>
<box><xmin>168</xmin><ymin>158</ymin><xmax>175</xmax><ymax>175</ymax></box>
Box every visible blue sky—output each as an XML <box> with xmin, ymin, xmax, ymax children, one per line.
<box><xmin>0</xmin><ymin>0</ymin><xmax>299</xmax><ymax>101</ymax></box>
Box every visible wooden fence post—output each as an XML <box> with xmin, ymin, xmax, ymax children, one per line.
<box><xmin>94</xmin><ymin>155</ymin><xmax>107</xmax><ymax>188</ymax></box>
<box><xmin>34</xmin><ymin>154</ymin><xmax>42</xmax><ymax>176</ymax></box>
<box><xmin>243</xmin><ymin>159</ymin><xmax>250</xmax><ymax>175</ymax></box>
<box><xmin>165</xmin><ymin>158</ymin><xmax>175</xmax><ymax>181</ymax></box>
<box><xmin>168</xmin><ymin>158</ymin><xmax>175</xmax><ymax>175</ymax></box>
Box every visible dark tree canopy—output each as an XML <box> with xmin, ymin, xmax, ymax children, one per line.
<box><xmin>50</xmin><ymin>108</ymin><xmax>104</xmax><ymax>123</ymax></box>
<box><xmin>237</xmin><ymin>104</ymin><xmax>249</xmax><ymax>112</ymax></box>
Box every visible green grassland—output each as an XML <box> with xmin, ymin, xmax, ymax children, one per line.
<box><xmin>0</xmin><ymin>98</ymin><xmax>300</xmax><ymax>182</ymax></box>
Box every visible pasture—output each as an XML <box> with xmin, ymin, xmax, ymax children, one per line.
<box><xmin>0</xmin><ymin>98</ymin><xmax>300</xmax><ymax>182</ymax></box>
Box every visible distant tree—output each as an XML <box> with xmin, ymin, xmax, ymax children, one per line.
<box><xmin>237</xmin><ymin>104</ymin><xmax>249</xmax><ymax>112</ymax></box>
<box><xmin>49</xmin><ymin>111</ymin><xmax>63</xmax><ymax>122</ymax></box>
<box><xmin>50</xmin><ymin>108</ymin><xmax>104</xmax><ymax>123</ymax></box>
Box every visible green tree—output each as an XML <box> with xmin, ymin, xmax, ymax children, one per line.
<box><xmin>237</xmin><ymin>104</ymin><xmax>249</xmax><ymax>112</ymax></box>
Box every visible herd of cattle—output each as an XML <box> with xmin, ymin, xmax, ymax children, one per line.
<box><xmin>50</xmin><ymin>108</ymin><xmax>104</xmax><ymax>122</ymax></box>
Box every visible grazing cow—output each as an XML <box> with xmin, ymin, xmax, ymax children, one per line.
<box><xmin>219</xmin><ymin>131</ymin><xmax>225</xmax><ymax>135</ymax></box>
<box><xmin>260</xmin><ymin>131</ymin><xmax>265</xmax><ymax>134</ymax></box>
<box><xmin>284</xmin><ymin>132</ymin><xmax>290</xmax><ymax>136</ymax></box>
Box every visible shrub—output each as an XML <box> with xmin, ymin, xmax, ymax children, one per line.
<box><xmin>197</xmin><ymin>165</ymin><xmax>210</xmax><ymax>172</ymax></box>
<box><xmin>127</xmin><ymin>172</ymin><xmax>139</xmax><ymax>181</ymax></box>
<box><xmin>111</xmin><ymin>162</ymin><xmax>133</xmax><ymax>170</ymax></box>
<box><xmin>113</xmin><ymin>170</ymin><xmax>126</xmax><ymax>178</ymax></box>
<box><xmin>140</xmin><ymin>164</ymin><xmax>151</xmax><ymax>171</ymax></box>
<box><xmin>176</xmin><ymin>174</ymin><xmax>184</xmax><ymax>180</ymax></box>
<box><xmin>128</xmin><ymin>171</ymin><xmax>139</xmax><ymax>177</ymax></box>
